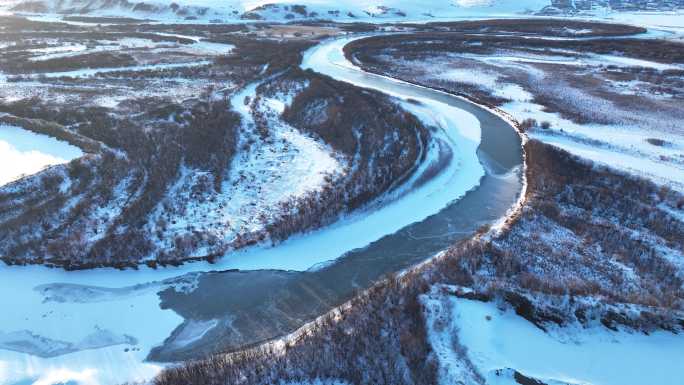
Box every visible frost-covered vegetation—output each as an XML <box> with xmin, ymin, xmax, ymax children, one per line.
<box><xmin>0</xmin><ymin>17</ymin><xmax>431</xmax><ymax>268</ymax></box>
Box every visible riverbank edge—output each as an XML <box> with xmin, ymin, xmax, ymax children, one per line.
<box><xmin>153</xmin><ymin>40</ymin><xmax>530</xmax><ymax>372</ymax></box>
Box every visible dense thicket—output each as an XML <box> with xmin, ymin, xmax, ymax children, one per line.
<box><xmin>0</xmin><ymin>97</ymin><xmax>239</xmax><ymax>268</ymax></box>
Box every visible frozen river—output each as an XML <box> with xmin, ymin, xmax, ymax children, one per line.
<box><xmin>0</xmin><ymin>35</ymin><xmax>523</xmax><ymax>385</ymax></box>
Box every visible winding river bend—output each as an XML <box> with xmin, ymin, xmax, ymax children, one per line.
<box><xmin>0</xmin><ymin>36</ymin><xmax>522</xmax><ymax>385</ymax></box>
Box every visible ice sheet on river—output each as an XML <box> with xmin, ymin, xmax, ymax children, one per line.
<box><xmin>0</xmin><ymin>36</ymin><xmax>491</xmax><ymax>385</ymax></box>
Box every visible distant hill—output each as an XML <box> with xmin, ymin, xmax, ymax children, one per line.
<box><xmin>6</xmin><ymin>0</ymin><xmax>551</xmax><ymax>22</ymax></box>
<box><xmin>3</xmin><ymin>0</ymin><xmax>683</xmax><ymax>24</ymax></box>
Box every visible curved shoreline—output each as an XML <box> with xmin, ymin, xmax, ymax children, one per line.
<box><xmin>337</xmin><ymin>34</ymin><xmax>530</xmax><ymax>233</ymax></box>
<box><xmin>203</xmin><ymin>34</ymin><xmax>531</xmax><ymax>354</ymax></box>
<box><xmin>150</xmin><ymin>36</ymin><xmax>524</xmax><ymax>361</ymax></box>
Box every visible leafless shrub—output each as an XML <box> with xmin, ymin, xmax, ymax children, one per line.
<box><xmin>519</xmin><ymin>118</ymin><xmax>537</xmax><ymax>131</ymax></box>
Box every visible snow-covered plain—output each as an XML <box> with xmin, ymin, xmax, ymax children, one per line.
<box><xmin>0</xmin><ymin>124</ymin><xmax>83</xmax><ymax>186</ymax></box>
<box><xmin>0</xmin><ymin>272</ymin><xmax>182</xmax><ymax>385</ymax></box>
<box><xmin>422</xmin><ymin>286</ymin><xmax>684</xmax><ymax>385</ymax></box>
<box><xmin>594</xmin><ymin>10</ymin><xmax>684</xmax><ymax>39</ymax></box>
<box><xmin>24</xmin><ymin>60</ymin><xmax>212</xmax><ymax>79</ymax></box>
<box><xmin>500</xmin><ymin>70</ymin><xmax>684</xmax><ymax>192</ymax></box>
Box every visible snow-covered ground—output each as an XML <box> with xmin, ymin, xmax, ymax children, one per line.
<box><xmin>0</xmin><ymin>30</ymin><xmax>236</xmax><ymax>109</ymax></box>
<box><xmin>0</xmin><ymin>124</ymin><xmax>83</xmax><ymax>186</ymax></box>
<box><xmin>21</xmin><ymin>35</ymin><xmax>231</xmax><ymax>62</ymax></box>
<box><xmin>499</xmin><ymin>71</ymin><xmax>684</xmax><ymax>192</ymax></box>
<box><xmin>22</xmin><ymin>60</ymin><xmax>212</xmax><ymax>79</ymax></box>
<box><xmin>422</xmin><ymin>285</ymin><xmax>684</xmax><ymax>385</ymax></box>
<box><xmin>28</xmin><ymin>38</ymin><xmax>152</xmax><ymax>62</ymax></box>
<box><xmin>0</xmin><ymin>269</ymin><xmax>183</xmax><ymax>385</ymax></box>
<box><xmin>0</xmin><ymin>273</ymin><xmax>203</xmax><ymax>384</ymax></box>
<box><xmin>145</xmin><ymin>79</ymin><xmax>345</xmax><ymax>257</ymax></box>
<box><xmin>593</xmin><ymin>10</ymin><xmax>684</xmax><ymax>39</ymax></box>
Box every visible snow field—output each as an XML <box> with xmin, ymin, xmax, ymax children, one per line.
<box><xmin>0</xmin><ymin>267</ymin><xmax>183</xmax><ymax>385</ymax></box>
<box><xmin>422</xmin><ymin>285</ymin><xmax>684</xmax><ymax>385</ymax></box>
<box><xmin>0</xmin><ymin>124</ymin><xmax>83</xmax><ymax>186</ymax></box>
<box><xmin>0</xmin><ymin>31</ymin><xmax>236</xmax><ymax>109</ymax></box>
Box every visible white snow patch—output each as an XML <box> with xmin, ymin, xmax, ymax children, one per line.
<box><xmin>28</xmin><ymin>38</ymin><xmax>160</xmax><ymax>62</ymax></box>
<box><xmin>146</xmin><ymin>79</ymin><xmax>343</xmax><ymax>256</ymax></box>
<box><xmin>169</xmin><ymin>319</ymin><xmax>218</xmax><ymax>348</ymax></box>
<box><xmin>422</xmin><ymin>286</ymin><xmax>684</xmax><ymax>385</ymax></box>
<box><xmin>0</xmin><ymin>124</ymin><xmax>83</xmax><ymax>186</ymax></box>
<box><xmin>532</xmin><ymin>130</ymin><xmax>684</xmax><ymax>191</ymax></box>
